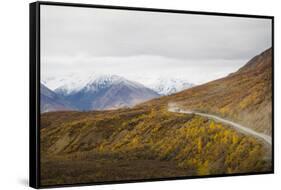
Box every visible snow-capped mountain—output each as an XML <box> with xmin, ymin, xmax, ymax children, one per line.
<box><xmin>42</xmin><ymin>73</ymin><xmax>101</xmax><ymax>95</ymax></box>
<box><xmin>41</xmin><ymin>73</ymin><xmax>193</xmax><ymax>111</ymax></box>
<box><xmin>40</xmin><ymin>83</ymin><xmax>75</xmax><ymax>113</ymax></box>
<box><xmin>42</xmin><ymin>73</ymin><xmax>159</xmax><ymax>111</ymax></box>
<box><xmin>141</xmin><ymin>77</ymin><xmax>194</xmax><ymax>95</ymax></box>
<box><xmin>82</xmin><ymin>75</ymin><xmax>146</xmax><ymax>93</ymax></box>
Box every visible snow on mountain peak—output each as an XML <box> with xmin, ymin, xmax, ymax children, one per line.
<box><xmin>42</xmin><ymin>73</ymin><xmax>93</xmax><ymax>95</ymax></box>
<box><xmin>84</xmin><ymin>74</ymin><xmax>122</xmax><ymax>92</ymax></box>
<box><xmin>42</xmin><ymin>73</ymin><xmax>193</xmax><ymax>96</ymax></box>
<box><xmin>145</xmin><ymin>77</ymin><xmax>193</xmax><ymax>95</ymax></box>
<box><xmin>42</xmin><ymin>73</ymin><xmax>147</xmax><ymax>95</ymax></box>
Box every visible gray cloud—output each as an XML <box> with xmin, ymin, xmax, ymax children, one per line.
<box><xmin>41</xmin><ymin>5</ymin><xmax>272</xmax><ymax>84</ymax></box>
<box><xmin>41</xmin><ymin>5</ymin><xmax>271</xmax><ymax>60</ymax></box>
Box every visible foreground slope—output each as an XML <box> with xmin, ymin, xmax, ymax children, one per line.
<box><xmin>41</xmin><ymin>107</ymin><xmax>271</xmax><ymax>185</ymax></box>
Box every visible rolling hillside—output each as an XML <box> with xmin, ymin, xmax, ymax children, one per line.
<box><xmin>41</xmin><ymin>108</ymin><xmax>271</xmax><ymax>185</ymax></box>
<box><xmin>40</xmin><ymin>48</ymin><xmax>272</xmax><ymax>186</ymax></box>
<box><xmin>142</xmin><ymin>48</ymin><xmax>272</xmax><ymax>135</ymax></box>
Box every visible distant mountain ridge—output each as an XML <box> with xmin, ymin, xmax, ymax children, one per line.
<box><xmin>41</xmin><ymin>74</ymin><xmax>160</xmax><ymax>112</ymax></box>
<box><xmin>148</xmin><ymin>78</ymin><xmax>193</xmax><ymax>95</ymax></box>
<box><xmin>43</xmin><ymin>74</ymin><xmax>194</xmax><ymax>96</ymax></box>
<box><xmin>40</xmin><ymin>83</ymin><xmax>74</xmax><ymax>113</ymax></box>
<box><xmin>62</xmin><ymin>75</ymin><xmax>160</xmax><ymax>110</ymax></box>
<box><xmin>41</xmin><ymin>73</ymin><xmax>196</xmax><ymax>112</ymax></box>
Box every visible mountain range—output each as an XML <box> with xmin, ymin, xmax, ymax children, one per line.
<box><xmin>40</xmin><ymin>83</ymin><xmax>74</xmax><ymax>113</ymax></box>
<box><xmin>41</xmin><ymin>74</ymin><xmax>193</xmax><ymax>112</ymax></box>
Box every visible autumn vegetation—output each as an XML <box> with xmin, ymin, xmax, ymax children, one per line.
<box><xmin>41</xmin><ymin>106</ymin><xmax>271</xmax><ymax>185</ymax></box>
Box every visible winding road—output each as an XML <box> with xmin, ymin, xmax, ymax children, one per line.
<box><xmin>168</xmin><ymin>106</ymin><xmax>272</xmax><ymax>145</ymax></box>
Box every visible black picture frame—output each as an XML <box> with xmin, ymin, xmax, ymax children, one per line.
<box><xmin>30</xmin><ymin>1</ymin><xmax>274</xmax><ymax>188</ymax></box>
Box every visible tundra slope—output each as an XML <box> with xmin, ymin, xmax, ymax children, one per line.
<box><xmin>143</xmin><ymin>48</ymin><xmax>273</xmax><ymax>135</ymax></box>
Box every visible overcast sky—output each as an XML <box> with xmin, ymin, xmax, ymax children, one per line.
<box><xmin>41</xmin><ymin>5</ymin><xmax>272</xmax><ymax>85</ymax></box>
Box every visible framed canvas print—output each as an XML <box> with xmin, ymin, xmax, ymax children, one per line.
<box><xmin>29</xmin><ymin>1</ymin><xmax>274</xmax><ymax>188</ymax></box>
